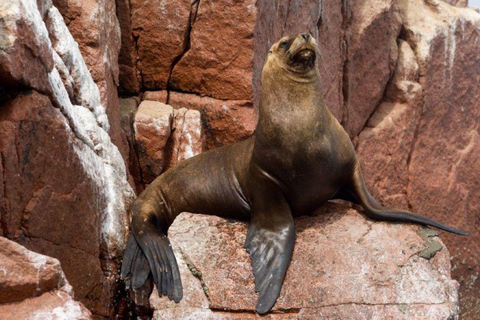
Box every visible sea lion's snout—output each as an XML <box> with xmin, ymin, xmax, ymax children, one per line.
<box><xmin>287</xmin><ymin>33</ymin><xmax>317</xmax><ymax>72</ymax></box>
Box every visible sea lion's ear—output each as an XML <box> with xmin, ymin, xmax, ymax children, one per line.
<box><xmin>268</xmin><ymin>50</ymin><xmax>273</xmax><ymax>55</ymax></box>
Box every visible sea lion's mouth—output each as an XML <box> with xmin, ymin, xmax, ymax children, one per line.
<box><xmin>289</xmin><ymin>49</ymin><xmax>316</xmax><ymax>71</ymax></box>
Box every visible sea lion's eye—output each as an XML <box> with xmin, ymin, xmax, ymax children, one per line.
<box><xmin>280</xmin><ymin>40</ymin><xmax>288</xmax><ymax>48</ymax></box>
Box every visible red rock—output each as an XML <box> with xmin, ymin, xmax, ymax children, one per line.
<box><xmin>143</xmin><ymin>91</ymin><xmax>168</xmax><ymax>104</ymax></box>
<box><xmin>0</xmin><ymin>237</ymin><xmax>63</xmax><ymax>303</ymax></box>
<box><xmin>116</xmin><ymin>0</ymin><xmax>141</xmax><ymax>95</ymax></box>
<box><xmin>0</xmin><ymin>3</ymin><xmax>135</xmax><ymax>316</ymax></box>
<box><xmin>170</xmin><ymin>0</ymin><xmax>256</xmax><ymax>100</ymax></box>
<box><xmin>169</xmin><ymin>92</ymin><xmax>256</xmax><ymax>149</ymax></box>
<box><xmin>120</xmin><ymin>98</ymin><xmax>143</xmax><ymax>193</ymax></box>
<box><xmin>0</xmin><ymin>237</ymin><xmax>91</xmax><ymax>319</ymax></box>
<box><xmin>396</xmin><ymin>2</ymin><xmax>480</xmax><ymax>317</ymax></box>
<box><xmin>165</xmin><ymin>108</ymin><xmax>205</xmax><ymax>170</ymax></box>
<box><xmin>357</xmin><ymin>39</ymin><xmax>422</xmax><ymax>210</ymax></box>
<box><xmin>0</xmin><ymin>91</ymin><xmax>114</xmax><ymax>315</ymax></box>
<box><xmin>134</xmin><ymin>101</ymin><xmax>174</xmax><ymax>184</ymax></box>
<box><xmin>150</xmin><ymin>204</ymin><xmax>459</xmax><ymax>318</ymax></box>
<box><xmin>342</xmin><ymin>0</ymin><xmax>401</xmax><ymax>137</ymax></box>
<box><xmin>130</xmin><ymin>0</ymin><xmax>192</xmax><ymax>90</ymax></box>
<box><xmin>0</xmin><ymin>290</ymin><xmax>92</xmax><ymax>320</ymax></box>
<box><xmin>52</xmin><ymin>0</ymin><xmax>129</xmax><ymax>164</ymax></box>
<box><xmin>356</xmin><ymin>1</ymin><xmax>480</xmax><ymax>317</ymax></box>
<box><xmin>316</xmin><ymin>0</ymin><xmax>346</xmax><ymax>121</ymax></box>
<box><xmin>0</xmin><ymin>0</ymin><xmax>54</xmax><ymax>95</ymax></box>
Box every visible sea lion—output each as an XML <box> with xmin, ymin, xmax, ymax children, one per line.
<box><xmin>121</xmin><ymin>33</ymin><xmax>467</xmax><ymax>314</ymax></box>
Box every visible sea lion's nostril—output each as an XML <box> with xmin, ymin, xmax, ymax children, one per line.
<box><xmin>301</xmin><ymin>33</ymin><xmax>310</xmax><ymax>40</ymax></box>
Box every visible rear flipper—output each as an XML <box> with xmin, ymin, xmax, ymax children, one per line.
<box><xmin>121</xmin><ymin>211</ymin><xmax>183</xmax><ymax>302</ymax></box>
<box><xmin>349</xmin><ymin>164</ymin><xmax>468</xmax><ymax>236</ymax></box>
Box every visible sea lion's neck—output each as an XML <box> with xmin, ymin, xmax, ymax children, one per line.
<box><xmin>257</xmin><ymin>66</ymin><xmax>329</xmax><ymax>134</ymax></box>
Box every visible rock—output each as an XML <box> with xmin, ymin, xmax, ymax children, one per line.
<box><xmin>443</xmin><ymin>0</ymin><xmax>468</xmax><ymax>6</ymax></box>
<box><xmin>397</xmin><ymin>2</ymin><xmax>480</xmax><ymax>317</ymax></box>
<box><xmin>0</xmin><ymin>237</ymin><xmax>91</xmax><ymax>319</ymax></box>
<box><xmin>0</xmin><ymin>237</ymin><xmax>63</xmax><ymax>303</ymax></box>
<box><xmin>116</xmin><ymin>0</ymin><xmax>141</xmax><ymax>95</ymax></box>
<box><xmin>169</xmin><ymin>92</ymin><xmax>256</xmax><ymax>150</ymax></box>
<box><xmin>130</xmin><ymin>0</ymin><xmax>193</xmax><ymax>90</ymax></box>
<box><xmin>52</xmin><ymin>0</ymin><xmax>129</xmax><ymax>165</ymax></box>
<box><xmin>0</xmin><ymin>0</ymin><xmax>55</xmax><ymax>95</ymax></box>
<box><xmin>165</xmin><ymin>108</ymin><xmax>205</xmax><ymax>170</ymax></box>
<box><xmin>0</xmin><ymin>1</ymin><xmax>134</xmax><ymax>316</ymax></box>
<box><xmin>150</xmin><ymin>204</ymin><xmax>459</xmax><ymax>318</ymax></box>
<box><xmin>143</xmin><ymin>91</ymin><xmax>168</xmax><ymax>104</ymax></box>
<box><xmin>356</xmin><ymin>1</ymin><xmax>480</xmax><ymax>317</ymax></box>
<box><xmin>134</xmin><ymin>101</ymin><xmax>174</xmax><ymax>184</ymax></box>
<box><xmin>342</xmin><ymin>0</ymin><xmax>401</xmax><ymax>137</ymax></box>
<box><xmin>384</xmin><ymin>40</ymin><xmax>422</xmax><ymax>103</ymax></box>
<box><xmin>169</xmin><ymin>0</ymin><xmax>257</xmax><ymax>100</ymax></box>
<box><xmin>130</xmin><ymin>99</ymin><xmax>205</xmax><ymax>186</ymax></box>
<box><xmin>316</xmin><ymin>0</ymin><xmax>346</xmax><ymax>121</ymax></box>
<box><xmin>357</xmin><ymin>39</ymin><xmax>422</xmax><ymax>210</ymax></box>
<box><xmin>120</xmin><ymin>98</ymin><xmax>143</xmax><ymax>193</ymax></box>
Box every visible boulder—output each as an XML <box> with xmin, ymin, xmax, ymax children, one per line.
<box><xmin>0</xmin><ymin>1</ymin><xmax>134</xmax><ymax>316</ymax></box>
<box><xmin>143</xmin><ymin>91</ymin><xmax>168</xmax><ymax>104</ymax></box>
<box><xmin>52</xmin><ymin>0</ymin><xmax>128</xmax><ymax>164</ymax></box>
<box><xmin>134</xmin><ymin>101</ymin><xmax>174</xmax><ymax>184</ymax></box>
<box><xmin>129</xmin><ymin>0</ymin><xmax>193</xmax><ymax>90</ymax></box>
<box><xmin>169</xmin><ymin>92</ymin><xmax>256</xmax><ymax>150</ymax></box>
<box><xmin>116</xmin><ymin>0</ymin><xmax>141</xmax><ymax>95</ymax></box>
<box><xmin>169</xmin><ymin>0</ymin><xmax>257</xmax><ymax>100</ymax></box>
<box><xmin>164</xmin><ymin>108</ymin><xmax>205</xmax><ymax>170</ymax></box>
<box><xmin>150</xmin><ymin>204</ymin><xmax>459</xmax><ymax>319</ymax></box>
<box><xmin>0</xmin><ymin>237</ymin><xmax>91</xmax><ymax>319</ymax></box>
<box><xmin>120</xmin><ymin>98</ymin><xmax>143</xmax><ymax>193</ymax></box>
<box><xmin>356</xmin><ymin>2</ymin><xmax>480</xmax><ymax>317</ymax></box>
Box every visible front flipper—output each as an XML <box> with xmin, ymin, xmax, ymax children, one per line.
<box><xmin>121</xmin><ymin>233</ymin><xmax>150</xmax><ymax>290</ymax></box>
<box><xmin>245</xmin><ymin>169</ymin><xmax>295</xmax><ymax>314</ymax></box>
<box><xmin>121</xmin><ymin>203</ymin><xmax>183</xmax><ymax>302</ymax></box>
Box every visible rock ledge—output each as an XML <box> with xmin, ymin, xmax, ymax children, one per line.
<box><xmin>150</xmin><ymin>203</ymin><xmax>459</xmax><ymax>319</ymax></box>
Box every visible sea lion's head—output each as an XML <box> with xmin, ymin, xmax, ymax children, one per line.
<box><xmin>264</xmin><ymin>33</ymin><xmax>318</xmax><ymax>81</ymax></box>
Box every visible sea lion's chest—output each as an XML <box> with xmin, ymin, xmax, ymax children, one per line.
<box><xmin>253</xmin><ymin>114</ymin><xmax>356</xmax><ymax>213</ymax></box>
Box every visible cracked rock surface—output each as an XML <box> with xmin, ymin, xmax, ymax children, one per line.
<box><xmin>0</xmin><ymin>237</ymin><xmax>91</xmax><ymax>319</ymax></box>
<box><xmin>150</xmin><ymin>203</ymin><xmax>459</xmax><ymax>319</ymax></box>
<box><xmin>0</xmin><ymin>0</ymin><xmax>134</xmax><ymax>317</ymax></box>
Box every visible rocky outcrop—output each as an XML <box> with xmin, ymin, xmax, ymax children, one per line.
<box><xmin>132</xmin><ymin>100</ymin><xmax>204</xmax><ymax>186</ymax></box>
<box><xmin>169</xmin><ymin>0</ymin><xmax>257</xmax><ymax>101</ymax></box>
<box><xmin>117</xmin><ymin>0</ymin><xmax>258</xmax><ymax>150</ymax></box>
<box><xmin>51</xmin><ymin>0</ymin><xmax>129</xmax><ymax>165</ymax></box>
<box><xmin>356</xmin><ymin>2</ymin><xmax>480</xmax><ymax>317</ymax></box>
<box><xmin>0</xmin><ymin>0</ymin><xmax>134</xmax><ymax>317</ymax></box>
<box><xmin>169</xmin><ymin>93</ymin><xmax>256</xmax><ymax>150</ymax></box>
<box><xmin>113</xmin><ymin>0</ymin><xmax>479</xmax><ymax>316</ymax></box>
<box><xmin>1</xmin><ymin>0</ymin><xmax>479</xmax><ymax>318</ymax></box>
<box><xmin>149</xmin><ymin>204</ymin><xmax>459</xmax><ymax>319</ymax></box>
<box><xmin>0</xmin><ymin>237</ymin><xmax>91</xmax><ymax>319</ymax></box>
<box><xmin>165</xmin><ymin>108</ymin><xmax>204</xmax><ymax>170</ymax></box>
<box><xmin>134</xmin><ymin>101</ymin><xmax>174</xmax><ymax>184</ymax></box>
